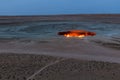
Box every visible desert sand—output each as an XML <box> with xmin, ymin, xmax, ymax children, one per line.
<box><xmin>0</xmin><ymin>53</ymin><xmax>120</xmax><ymax>80</ymax></box>
<box><xmin>0</xmin><ymin>14</ymin><xmax>120</xmax><ymax>80</ymax></box>
<box><xmin>0</xmin><ymin>38</ymin><xmax>120</xmax><ymax>80</ymax></box>
<box><xmin>0</xmin><ymin>38</ymin><xmax>120</xmax><ymax>63</ymax></box>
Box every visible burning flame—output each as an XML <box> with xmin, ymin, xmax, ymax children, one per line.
<box><xmin>58</xmin><ymin>30</ymin><xmax>96</xmax><ymax>38</ymax></box>
<box><xmin>64</xmin><ymin>34</ymin><xmax>85</xmax><ymax>38</ymax></box>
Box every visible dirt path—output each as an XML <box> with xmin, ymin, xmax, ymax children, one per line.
<box><xmin>27</xmin><ymin>59</ymin><xmax>65</xmax><ymax>80</ymax></box>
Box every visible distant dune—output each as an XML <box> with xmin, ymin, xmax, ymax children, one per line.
<box><xmin>0</xmin><ymin>14</ymin><xmax>120</xmax><ymax>25</ymax></box>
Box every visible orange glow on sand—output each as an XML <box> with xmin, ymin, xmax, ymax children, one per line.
<box><xmin>58</xmin><ymin>30</ymin><xmax>96</xmax><ymax>38</ymax></box>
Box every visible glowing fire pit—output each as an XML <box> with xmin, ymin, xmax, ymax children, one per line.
<box><xmin>58</xmin><ymin>30</ymin><xmax>96</xmax><ymax>38</ymax></box>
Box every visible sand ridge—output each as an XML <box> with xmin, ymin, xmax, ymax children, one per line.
<box><xmin>0</xmin><ymin>38</ymin><xmax>120</xmax><ymax>63</ymax></box>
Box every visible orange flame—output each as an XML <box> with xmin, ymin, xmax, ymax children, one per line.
<box><xmin>58</xmin><ymin>30</ymin><xmax>96</xmax><ymax>38</ymax></box>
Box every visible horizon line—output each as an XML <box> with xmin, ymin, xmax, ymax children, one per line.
<box><xmin>0</xmin><ymin>13</ymin><xmax>120</xmax><ymax>16</ymax></box>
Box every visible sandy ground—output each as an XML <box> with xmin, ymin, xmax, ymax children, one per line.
<box><xmin>0</xmin><ymin>53</ymin><xmax>120</xmax><ymax>80</ymax></box>
<box><xmin>0</xmin><ymin>36</ymin><xmax>120</xmax><ymax>80</ymax></box>
<box><xmin>0</xmin><ymin>37</ymin><xmax>120</xmax><ymax>63</ymax></box>
<box><xmin>0</xmin><ymin>14</ymin><xmax>120</xmax><ymax>80</ymax></box>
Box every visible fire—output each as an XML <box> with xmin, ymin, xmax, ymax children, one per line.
<box><xmin>64</xmin><ymin>33</ymin><xmax>85</xmax><ymax>38</ymax></box>
<box><xmin>58</xmin><ymin>30</ymin><xmax>96</xmax><ymax>38</ymax></box>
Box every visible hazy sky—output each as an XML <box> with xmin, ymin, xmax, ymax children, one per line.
<box><xmin>0</xmin><ymin>0</ymin><xmax>120</xmax><ymax>15</ymax></box>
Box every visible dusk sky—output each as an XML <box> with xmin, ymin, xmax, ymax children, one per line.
<box><xmin>0</xmin><ymin>0</ymin><xmax>120</xmax><ymax>15</ymax></box>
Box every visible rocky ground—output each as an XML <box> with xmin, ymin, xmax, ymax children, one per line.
<box><xmin>0</xmin><ymin>53</ymin><xmax>120</xmax><ymax>80</ymax></box>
